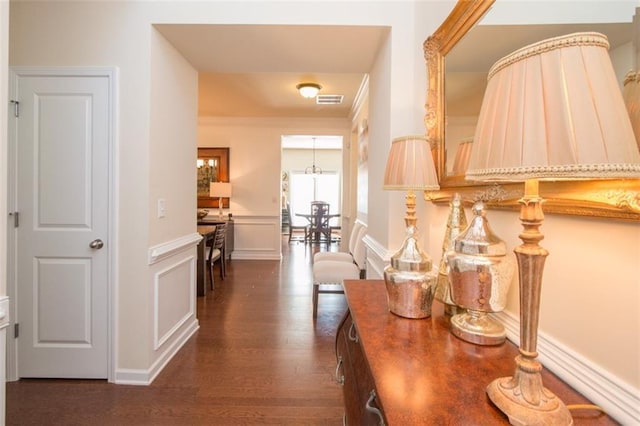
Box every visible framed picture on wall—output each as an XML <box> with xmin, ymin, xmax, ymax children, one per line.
<box><xmin>197</xmin><ymin>147</ymin><xmax>230</xmax><ymax>208</ymax></box>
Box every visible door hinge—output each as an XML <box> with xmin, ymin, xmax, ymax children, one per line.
<box><xmin>14</xmin><ymin>323</ymin><xmax>19</xmax><ymax>339</ymax></box>
<box><xmin>10</xmin><ymin>100</ymin><xmax>19</xmax><ymax>118</ymax></box>
<box><xmin>9</xmin><ymin>211</ymin><xmax>19</xmax><ymax>228</ymax></box>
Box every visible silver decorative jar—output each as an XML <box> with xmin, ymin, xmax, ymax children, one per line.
<box><xmin>446</xmin><ymin>201</ymin><xmax>515</xmax><ymax>345</ymax></box>
<box><xmin>384</xmin><ymin>225</ymin><xmax>438</xmax><ymax>319</ymax></box>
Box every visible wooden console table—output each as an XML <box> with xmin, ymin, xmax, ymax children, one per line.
<box><xmin>336</xmin><ymin>280</ymin><xmax>615</xmax><ymax>425</ymax></box>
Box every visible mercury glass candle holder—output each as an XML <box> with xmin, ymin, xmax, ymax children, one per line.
<box><xmin>446</xmin><ymin>201</ymin><xmax>515</xmax><ymax>345</ymax></box>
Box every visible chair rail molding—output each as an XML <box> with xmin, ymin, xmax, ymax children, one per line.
<box><xmin>362</xmin><ymin>235</ymin><xmax>393</xmax><ymax>279</ymax></box>
<box><xmin>148</xmin><ymin>232</ymin><xmax>202</xmax><ymax>265</ymax></box>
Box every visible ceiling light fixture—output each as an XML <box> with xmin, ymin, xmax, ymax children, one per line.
<box><xmin>296</xmin><ymin>82</ymin><xmax>322</xmax><ymax>98</ymax></box>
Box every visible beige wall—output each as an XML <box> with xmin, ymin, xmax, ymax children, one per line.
<box><xmin>417</xmin><ymin>1</ymin><xmax>640</xmax><ymax>422</ymax></box>
<box><xmin>7</xmin><ymin>1</ymin><xmax>638</xmax><ymax>422</ymax></box>
<box><xmin>149</xmin><ymin>27</ymin><xmax>198</xmax><ymax>246</ymax></box>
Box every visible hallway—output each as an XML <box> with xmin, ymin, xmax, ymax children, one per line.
<box><xmin>6</xmin><ymin>239</ymin><xmax>347</xmax><ymax>425</ymax></box>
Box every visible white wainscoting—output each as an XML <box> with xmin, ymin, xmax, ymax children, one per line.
<box><xmin>230</xmin><ymin>214</ymin><xmax>282</xmax><ymax>260</ymax></box>
<box><xmin>364</xmin><ymin>235</ymin><xmax>638</xmax><ymax>424</ymax></box>
<box><xmin>153</xmin><ymin>256</ymin><xmax>196</xmax><ymax>350</ymax></box>
<box><xmin>362</xmin><ymin>234</ymin><xmax>390</xmax><ymax>279</ymax></box>
<box><xmin>115</xmin><ymin>235</ymin><xmax>200</xmax><ymax>385</ymax></box>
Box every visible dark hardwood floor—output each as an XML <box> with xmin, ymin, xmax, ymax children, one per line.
<box><xmin>6</xmin><ymin>237</ymin><xmax>347</xmax><ymax>425</ymax></box>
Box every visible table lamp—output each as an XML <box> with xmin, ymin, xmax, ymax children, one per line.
<box><xmin>451</xmin><ymin>139</ymin><xmax>473</xmax><ymax>176</ymax></box>
<box><xmin>466</xmin><ymin>32</ymin><xmax>640</xmax><ymax>424</ymax></box>
<box><xmin>209</xmin><ymin>182</ymin><xmax>232</xmax><ymax>220</ymax></box>
<box><xmin>623</xmin><ymin>71</ymin><xmax>639</xmax><ymax>151</ymax></box>
<box><xmin>382</xmin><ymin>135</ymin><xmax>440</xmax><ymax>319</ymax></box>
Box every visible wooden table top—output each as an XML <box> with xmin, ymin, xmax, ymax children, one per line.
<box><xmin>197</xmin><ymin>225</ymin><xmax>216</xmax><ymax>236</ymax></box>
<box><xmin>343</xmin><ymin>279</ymin><xmax>615</xmax><ymax>425</ymax></box>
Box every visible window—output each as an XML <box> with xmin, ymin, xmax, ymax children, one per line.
<box><xmin>289</xmin><ymin>172</ymin><xmax>340</xmax><ymax>222</ymax></box>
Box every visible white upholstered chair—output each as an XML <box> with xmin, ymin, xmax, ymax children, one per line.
<box><xmin>313</xmin><ymin>221</ymin><xmax>364</xmax><ymax>264</ymax></box>
<box><xmin>311</xmin><ymin>223</ymin><xmax>367</xmax><ymax>318</ymax></box>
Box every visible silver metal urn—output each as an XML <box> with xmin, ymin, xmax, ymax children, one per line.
<box><xmin>446</xmin><ymin>201</ymin><xmax>515</xmax><ymax>345</ymax></box>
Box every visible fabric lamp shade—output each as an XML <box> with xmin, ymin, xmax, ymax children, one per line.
<box><xmin>451</xmin><ymin>139</ymin><xmax>473</xmax><ymax>175</ymax></box>
<box><xmin>209</xmin><ymin>182</ymin><xmax>232</xmax><ymax>198</ymax></box>
<box><xmin>623</xmin><ymin>71</ymin><xmax>640</xmax><ymax>152</ymax></box>
<box><xmin>383</xmin><ymin>135</ymin><xmax>440</xmax><ymax>191</ymax></box>
<box><xmin>467</xmin><ymin>32</ymin><xmax>640</xmax><ymax>183</ymax></box>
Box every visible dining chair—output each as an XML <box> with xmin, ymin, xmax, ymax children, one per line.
<box><xmin>207</xmin><ymin>223</ymin><xmax>227</xmax><ymax>289</ymax></box>
<box><xmin>286</xmin><ymin>202</ymin><xmax>309</xmax><ymax>243</ymax></box>
<box><xmin>309</xmin><ymin>201</ymin><xmax>331</xmax><ymax>244</ymax></box>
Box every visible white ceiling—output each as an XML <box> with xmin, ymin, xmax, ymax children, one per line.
<box><xmin>155</xmin><ymin>24</ymin><xmax>389</xmax><ymax>118</ymax></box>
<box><xmin>156</xmin><ymin>19</ymin><xmax>633</xmax><ymax>123</ymax></box>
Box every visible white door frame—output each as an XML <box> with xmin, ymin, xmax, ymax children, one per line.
<box><xmin>7</xmin><ymin>66</ymin><xmax>118</xmax><ymax>382</ymax></box>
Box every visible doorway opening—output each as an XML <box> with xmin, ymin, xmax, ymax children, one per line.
<box><xmin>281</xmin><ymin>135</ymin><xmax>343</xmax><ymax>242</ymax></box>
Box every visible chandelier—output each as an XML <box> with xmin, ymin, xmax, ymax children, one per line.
<box><xmin>305</xmin><ymin>137</ymin><xmax>322</xmax><ymax>175</ymax></box>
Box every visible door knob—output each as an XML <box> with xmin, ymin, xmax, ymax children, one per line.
<box><xmin>89</xmin><ymin>239</ymin><xmax>104</xmax><ymax>249</ymax></box>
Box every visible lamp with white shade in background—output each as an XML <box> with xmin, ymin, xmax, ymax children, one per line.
<box><xmin>209</xmin><ymin>182</ymin><xmax>232</xmax><ymax>220</ymax></box>
<box><xmin>451</xmin><ymin>139</ymin><xmax>473</xmax><ymax>176</ymax></box>
<box><xmin>296</xmin><ymin>83</ymin><xmax>321</xmax><ymax>99</ymax></box>
<box><xmin>466</xmin><ymin>32</ymin><xmax>640</xmax><ymax>425</ymax></box>
<box><xmin>623</xmin><ymin>71</ymin><xmax>639</xmax><ymax>151</ymax></box>
<box><xmin>382</xmin><ymin>135</ymin><xmax>440</xmax><ymax>319</ymax></box>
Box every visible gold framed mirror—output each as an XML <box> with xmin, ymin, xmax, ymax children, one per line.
<box><xmin>197</xmin><ymin>147</ymin><xmax>230</xmax><ymax>209</ymax></box>
<box><xmin>423</xmin><ymin>0</ymin><xmax>640</xmax><ymax>221</ymax></box>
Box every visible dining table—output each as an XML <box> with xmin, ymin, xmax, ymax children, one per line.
<box><xmin>295</xmin><ymin>212</ymin><xmax>340</xmax><ymax>244</ymax></box>
<box><xmin>197</xmin><ymin>225</ymin><xmax>216</xmax><ymax>296</ymax></box>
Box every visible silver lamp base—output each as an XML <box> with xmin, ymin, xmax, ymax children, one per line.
<box><xmin>450</xmin><ymin>310</ymin><xmax>505</xmax><ymax>345</ymax></box>
<box><xmin>384</xmin><ymin>230</ymin><xmax>436</xmax><ymax>319</ymax></box>
<box><xmin>384</xmin><ymin>269</ymin><xmax>436</xmax><ymax>319</ymax></box>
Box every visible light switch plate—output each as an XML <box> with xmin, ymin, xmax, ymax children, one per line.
<box><xmin>157</xmin><ymin>198</ymin><xmax>166</xmax><ymax>218</ymax></box>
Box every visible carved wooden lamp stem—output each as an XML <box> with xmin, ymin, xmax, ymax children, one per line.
<box><xmin>486</xmin><ymin>179</ymin><xmax>572</xmax><ymax>424</ymax></box>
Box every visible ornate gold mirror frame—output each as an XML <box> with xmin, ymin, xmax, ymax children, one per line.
<box><xmin>423</xmin><ymin>0</ymin><xmax>640</xmax><ymax>221</ymax></box>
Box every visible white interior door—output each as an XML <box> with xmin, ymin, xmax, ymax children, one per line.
<box><xmin>12</xmin><ymin>70</ymin><xmax>111</xmax><ymax>378</ymax></box>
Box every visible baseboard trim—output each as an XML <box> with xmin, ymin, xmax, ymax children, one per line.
<box><xmin>494</xmin><ymin>311</ymin><xmax>640</xmax><ymax>424</ymax></box>
<box><xmin>114</xmin><ymin>318</ymin><xmax>199</xmax><ymax>385</ymax></box>
<box><xmin>231</xmin><ymin>252</ymin><xmax>281</xmax><ymax>260</ymax></box>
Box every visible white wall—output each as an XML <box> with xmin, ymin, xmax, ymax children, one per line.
<box><xmin>146</xmin><ymin>27</ymin><xmax>200</xmax><ymax>378</ymax></box>
<box><xmin>149</xmin><ymin>28</ymin><xmax>198</xmax><ymax>246</ymax></box>
<box><xmin>282</xmin><ymin>149</ymin><xmax>342</xmax><ymax>176</ymax></box>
